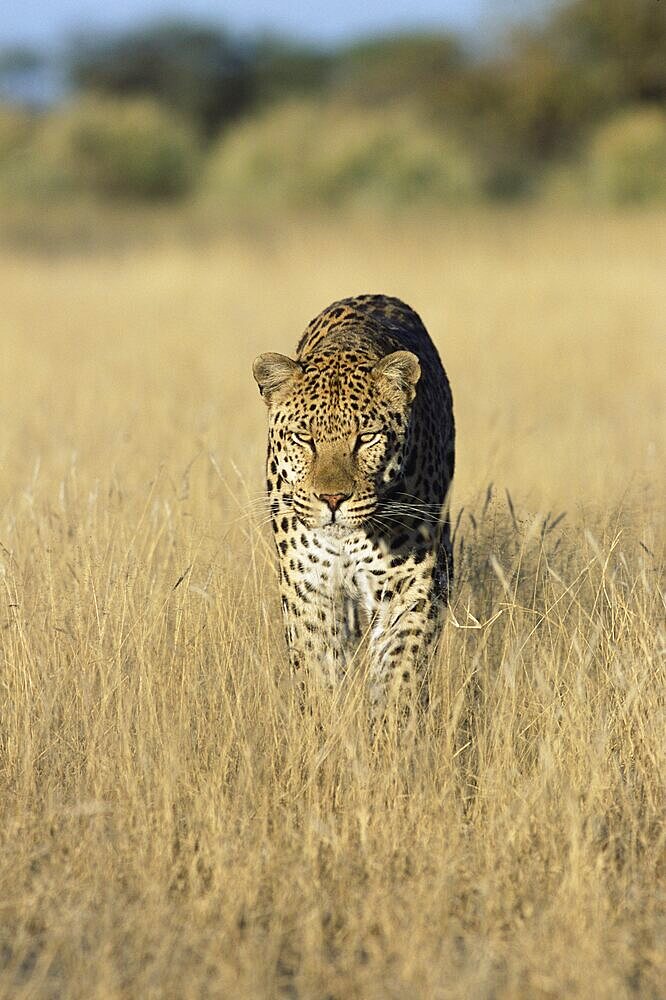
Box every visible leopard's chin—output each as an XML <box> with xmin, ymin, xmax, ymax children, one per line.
<box><xmin>317</xmin><ymin>520</ymin><xmax>356</xmax><ymax>537</ymax></box>
<box><xmin>293</xmin><ymin>511</ymin><xmax>354</xmax><ymax>535</ymax></box>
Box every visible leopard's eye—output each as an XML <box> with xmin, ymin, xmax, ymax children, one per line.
<box><xmin>291</xmin><ymin>431</ymin><xmax>314</xmax><ymax>448</ymax></box>
<box><xmin>356</xmin><ymin>431</ymin><xmax>383</xmax><ymax>448</ymax></box>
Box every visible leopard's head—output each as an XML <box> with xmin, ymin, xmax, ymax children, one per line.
<box><xmin>253</xmin><ymin>348</ymin><xmax>420</xmax><ymax>532</ymax></box>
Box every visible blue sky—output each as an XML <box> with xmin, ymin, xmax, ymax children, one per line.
<box><xmin>1</xmin><ymin>0</ymin><xmax>548</xmax><ymax>49</ymax></box>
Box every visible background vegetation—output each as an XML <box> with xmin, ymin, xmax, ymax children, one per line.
<box><xmin>0</xmin><ymin>0</ymin><xmax>665</xmax><ymax>212</ymax></box>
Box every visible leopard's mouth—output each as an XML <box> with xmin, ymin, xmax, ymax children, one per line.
<box><xmin>293</xmin><ymin>508</ymin><xmax>370</xmax><ymax>534</ymax></box>
<box><xmin>291</xmin><ymin>491</ymin><xmax>381</xmax><ymax>532</ymax></box>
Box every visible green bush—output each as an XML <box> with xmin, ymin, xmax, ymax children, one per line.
<box><xmin>0</xmin><ymin>106</ymin><xmax>36</xmax><ymax>160</ymax></box>
<box><xmin>0</xmin><ymin>106</ymin><xmax>56</xmax><ymax>203</ymax></box>
<box><xmin>38</xmin><ymin>97</ymin><xmax>201</xmax><ymax>199</ymax></box>
<box><xmin>584</xmin><ymin>107</ymin><xmax>666</xmax><ymax>204</ymax></box>
<box><xmin>204</xmin><ymin>100</ymin><xmax>482</xmax><ymax>211</ymax></box>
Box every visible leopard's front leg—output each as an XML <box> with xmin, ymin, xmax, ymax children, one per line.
<box><xmin>275</xmin><ymin>524</ymin><xmax>355</xmax><ymax>691</ymax></box>
<box><xmin>361</xmin><ymin>555</ymin><xmax>444</xmax><ymax>719</ymax></box>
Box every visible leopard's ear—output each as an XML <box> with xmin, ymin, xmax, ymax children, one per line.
<box><xmin>252</xmin><ymin>353</ymin><xmax>302</xmax><ymax>405</ymax></box>
<box><xmin>373</xmin><ymin>351</ymin><xmax>421</xmax><ymax>403</ymax></box>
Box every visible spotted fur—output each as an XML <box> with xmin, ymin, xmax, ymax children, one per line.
<box><xmin>253</xmin><ymin>294</ymin><xmax>454</xmax><ymax>716</ymax></box>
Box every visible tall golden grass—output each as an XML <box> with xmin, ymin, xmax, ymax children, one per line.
<box><xmin>0</xmin><ymin>210</ymin><xmax>664</xmax><ymax>998</ymax></box>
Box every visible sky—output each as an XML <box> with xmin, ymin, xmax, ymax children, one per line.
<box><xmin>1</xmin><ymin>0</ymin><xmax>548</xmax><ymax>49</ymax></box>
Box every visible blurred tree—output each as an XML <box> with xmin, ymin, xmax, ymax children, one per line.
<box><xmin>549</xmin><ymin>0</ymin><xmax>666</xmax><ymax>103</ymax></box>
<box><xmin>69</xmin><ymin>22</ymin><xmax>254</xmax><ymax>136</ymax></box>
<box><xmin>431</xmin><ymin>0</ymin><xmax>666</xmax><ymax>196</ymax></box>
<box><xmin>462</xmin><ymin>33</ymin><xmax>611</xmax><ymax>161</ymax></box>
<box><xmin>250</xmin><ymin>36</ymin><xmax>333</xmax><ymax>105</ymax></box>
<box><xmin>330</xmin><ymin>33</ymin><xmax>467</xmax><ymax>106</ymax></box>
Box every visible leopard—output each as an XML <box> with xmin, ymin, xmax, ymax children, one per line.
<box><xmin>253</xmin><ymin>294</ymin><xmax>455</xmax><ymax>718</ymax></box>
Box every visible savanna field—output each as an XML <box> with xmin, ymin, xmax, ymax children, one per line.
<box><xmin>0</xmin><ymin>210</ymin><xmax>664</xmax><ymax>998</ymax></box>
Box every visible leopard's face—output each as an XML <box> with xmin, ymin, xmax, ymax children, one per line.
<box><xmin>254</xmin><ymin>348</ymin><xmax>421</xmax><ymax>533</ymax></box>
<box><xmin>280</xmin><ymin>410</ymin><xmax>409</xmax><ymax>533</ymax></box>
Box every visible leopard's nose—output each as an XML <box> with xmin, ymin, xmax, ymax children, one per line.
<box><xmin>318</xmin><ymin>492</ymin><xmax>350</xmax><ymax>513</ymax></box>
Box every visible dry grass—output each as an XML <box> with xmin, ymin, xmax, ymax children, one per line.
<box><xmin>0</xmin><ymin>209</ymin><xmax>664</xmax><ymax>999</ymax></box>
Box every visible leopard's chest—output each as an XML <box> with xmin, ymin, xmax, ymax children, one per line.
<box><xmin>296</xmin><ymin>526</ymin><xmax>405</xmax><ymax>610</ymax></box>
<box><xmin>297</xmin><ymin>529</ymin><xmax>368</xmax><ymax>593</ymax></box>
